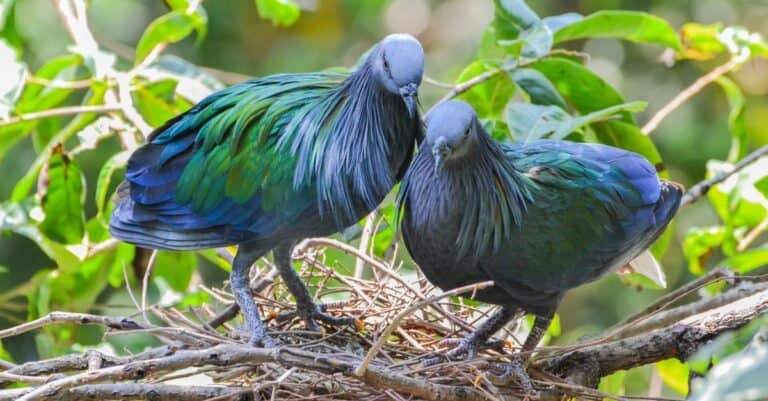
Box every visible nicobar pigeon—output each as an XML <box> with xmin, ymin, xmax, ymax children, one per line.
<box><xmin>110</xmin><ymin>34</ymin><xmax>424</xmax><ymax>347</ymax></box>
<box><xmin>398</xmin><ymin>100</ymin><xmax>682</xmax><ymax>387</ymax></box>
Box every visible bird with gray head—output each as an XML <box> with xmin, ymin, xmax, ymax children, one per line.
<box><xmin>398</xmin><ymin>100</ymin><xmax>682</xmax><ymax>390</ymax></box>
<box><xmin>110</xmin><ymin>33</ymin><xmax>424</xmax><ymax>347</ymax></box>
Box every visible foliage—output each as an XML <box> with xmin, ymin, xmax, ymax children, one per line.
<box><xmin>0</xmin><ymin>0</ymin><xmax>766</xmax><ymax>399</ymax></box>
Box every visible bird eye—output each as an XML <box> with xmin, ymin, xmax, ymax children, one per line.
<box><xmin>383</xmin><ymin>58</ymin><xmax>390</xmax><ymax>72</ymax></box>
<box><xmin>464</xmin><ymin>128</ymin><xmax>470</xmax><ymax>137</ymax></box>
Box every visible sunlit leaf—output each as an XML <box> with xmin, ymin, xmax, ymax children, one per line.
<box><xmin>683</xmin><ymin>226</ymin><xmax>726</xmax><ymax>275</ymax></box>
<box><xmin>680</xmin><ymin>23</ymin><xmax>726</xmax><ymax>60</ymax></box>
<box><xmin>722</xmin><ymin>246</ymin><xmax>768</xmax><ymax>273</ymax></box>
<box><xmin>37</xmin><ymin>145</ymin><xmax>86</xmax><ymax>244</ymax></box>
<box><xmin>656</xmin><ymin>358</ymin><xmax>690</xmax><ymax>395</ymax></box>
<box><xmin>554</xmin><ymin>11</ymin><xmax>682</xmax><ymax>50</ymax></box>
<box><xmin>254</xmin><ymin>0</ymin><xmax>300</xmax><ymax>27</ymax></box>
<box><xmin>598</xmin><ymin>370</ymin><xmax>626</xmax><ymax>400</ymax></box>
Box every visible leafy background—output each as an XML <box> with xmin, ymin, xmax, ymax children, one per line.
<box><xmin>1</xmin><ymin>0</ymin><xmax>767</xmax><ymax>399</ymax></box>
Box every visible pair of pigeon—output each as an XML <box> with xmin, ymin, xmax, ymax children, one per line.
<box><xmin>110</xmin><ymin>34</ymin><xmax>681</xmax><ymax>383</ymax></box>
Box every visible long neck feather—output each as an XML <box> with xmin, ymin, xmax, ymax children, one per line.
<box><xmin>401</xmin><ymin>125</ymin><xmax>534</xmax><ymax>261</ymax></box>
<box><xmin>284</xmin><ymin>47</ymin><xmax>417</xmax><ymax>226</ymax></box>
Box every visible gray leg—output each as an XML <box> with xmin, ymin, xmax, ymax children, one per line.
<box><xmin>231</xmin><ymin>243</ymin><xmax>276</xmax><ymax>347</ymax></box>
<box><xmin>489</xmin><ymin>313</ymin><xmax>554</xmax><ymax>393</ymax></box>
<box><xmin>424</xmin><ymin>306</ymin><xmax>518</xmax><ymax>366</ymax></box>
<box><xmin>273</xmin><ymin>242</ymin><xmax>356</xmax><ymax>331</ymax></box>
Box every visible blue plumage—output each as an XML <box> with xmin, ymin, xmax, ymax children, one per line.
<box><xmin>399</xmin><ymin>101</ymin><xmax>682</xmax><ymax>381</ymax></box>
<box><xmin>110</xmin><ymin>34</ymin><xmax>425</xmax><ymax>346</ymax></box>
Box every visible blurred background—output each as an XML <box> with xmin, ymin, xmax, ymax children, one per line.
<box><xmin>1</xmin><ymin>0</ymin><xmax>766</xmax><ymax>396</ymax></box>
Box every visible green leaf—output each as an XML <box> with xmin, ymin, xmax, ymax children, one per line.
<box><xmin>505</xmin><ymin>101</ymin><xmax>646</xmax><ymax>144</ymax></box>
<box><xmin>504</xmin><ymin>102</ymin><xmax>569</xmax><ymax>142</ymax></box>
<box><xmin>656</xmin><ymin>358</ymin><xmax>690</xmax><ymax>395</ymax></box>
<box><xmin>542</xmin><ymin>13</ymin><xmax>583</xmax><ymax>33</ymax></box>
<box><xmin>494</xmin><ymin>0</ymin><xmax>540</xmax><ymax>32</ymax></box>
<box><xmin>133</xmin><ymin>79</ymin><xmax>185</xmax><ymax>126</ymax></box>
<box><xmin>154</xmin><ymin>251</ymin><xmax>197</xmax><ymax>292</ymax></box>
<box><xmin>683</xmin><ymin>226</ymin><xmax>726</xmax><ymax>275</ymax></box>
<box><xmin>715</xmin><ymin>77</ymin><xmax>747</xmax><ymax>163</ymax></box>
<box><xmin>722</xmin><ymin>246</ymin><xmax>768</xmax><ymax>273</ymax></box>
<box><xmin>38</xmin><ymin>145</ymin><xmax>86</xmax><ymax>244</ymax></box>
<box><xmin>95</xmin><ymin>150</ymin><xmax>130</xmax><ymax>225</ymax></box>
<box><xmin>554</xmin><ymin>11</ymin><xmax>682</xmax><ymax>50</ymax></box>
<box><xmin>254</xmin><ymin>0</ymin><xmax>300</xmax><ymax>27</ymax></box>
<box><xmin>532</xmin><ymin>57</ymin><xmax>632</xmax><ymax>122</ymax></box>
<box><xmin>135</xmin><ymin>10</ymin><xmax>207</xmax><ymax>65</ymax></box>
<box><xmin>493</xmin><ymin>0</ymin><xmax>552</xmax><ymax>58</ymax></box>
<box><xmin>691</xmin><ymin>335</ymin><xmax>768</xmax><ymax>401</ymax></box>
<box><xmin>598</xmin><ymin>370</ymin><xmax>626</xmax><ymax>400</ymax></box>
<box><xmin>551</xmin><ymin>101</ymin><xmax>646</xmax><ymax>140</ymax></box>
<box><xmin>0</xmin><ymin>0</ymin><xmax>24</xmax><ymax>53</ymax></box>
<box><xmin>11</xmin><ymin>83</ymin><xmax>107</xmax><ymax>202</ymax></box>
<box><xmin>0</xmin><ymin>39</ymin><xmax>26</xmax><ymax>119</ymax></box>
<box><xmin>680</xmin><ymin>23</ymin><xmax>727</xmax><ymax>60</ymax></box>
<box><xmin>455</xmin><ymin>61</ymin><xmax>516</xmax><ymax>119</ymax></box>
<box><xmin>510</xmin><ymin>68</ymin><xmax>567</xmax><ymax>109</ymax></box>
<box><xmin>0</xmin><ymin>54</ymin><xmax>82</xmax><ymax>163</ymax></box>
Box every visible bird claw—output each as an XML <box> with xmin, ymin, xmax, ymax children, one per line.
<box><xmin>296</xmin><ymin>302</ymin><xmax>357</xmax><ymax>332</ymax></box>
<box><xmin>423</xmin><ymin>336</ymin><xmax>484</xmax><ymax>366</ymax></box>
<box><xmin>487</xmin><ymin>357</ymin><xmax>537</xmax><ymax>396</ymax></box>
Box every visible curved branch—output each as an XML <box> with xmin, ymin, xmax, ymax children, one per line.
<box><xmin>681</xmin><ymin>144</ymin><xmax>768</xmax><ymax>206</ymax></box>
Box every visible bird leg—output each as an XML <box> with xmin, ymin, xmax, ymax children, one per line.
<box><xmin>424</xmin><ymin>306</ymin><xmax>518</xmax><ymax>366</ymax></box>
<box><xmin>231</xmin><ymin>244</ymin><xmax>276</xmax><ymax>347</ymax></box>
<box><xmin>488</xmin><ymin>313</ymin><xmax>554</xmax><ymax>394</ymax></box>
<box><xmin>273</xmin><ymin>242</ymin><xmax>357</xmax><ymax>331</ymax></box>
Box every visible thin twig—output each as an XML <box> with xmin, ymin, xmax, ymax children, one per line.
<box><xmin>642</xmin><ymin>59</ymin><xmax>740</xmax><ymax>135</ymax></box>
<box><xmin>354</xmin><ymin>211</ymin><xmax>378</xmax><ymax>279</ymax></box>
<box><xmin>681</xmin><ymin>144</ymin><xmax>768</xmax><ymax>206</ymax></box>
<box><xmin>141</xmin><ymin>250</ymin><xmax>159</xmax><ymax>325</ymax></box>
<box><xmin>355</xmin><ymin>280</ymin><xmax>494</xmax><ymax>377</ymax></box>
<box><xmin>0</xmin><ymin>312</ymin><xmax>142</xmax><ymax>340</ymax></box>
<box><xmin>0</xmin><ymin>105</ymin><xmax>120</xmax><ymax>128</ymax></box>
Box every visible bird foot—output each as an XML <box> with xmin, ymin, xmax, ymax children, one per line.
<box><xmin>246</xmin><ymin>331</ymin><xmax>280</xmax><ymax>348</ymax></box>
<box><xmin>487</xmin><ymin>357</ymin><xmax>537</xmax><ymax>396</ymax></box>
<box><xmin>424</xmin><ymin>337</ymin><xmax>505</xmax><ymax>366</ymax></box>
<box><xmin>294</xmin><ymin>302</ymin><xmax>358</xmax><ymax>332</ymax></box>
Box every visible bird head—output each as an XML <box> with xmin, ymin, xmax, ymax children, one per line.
<box><xmin>374</xmin><ymin>34</ymin><xmax>424</xmax><ymax>117</ymax></box>
<box><xmin>425</xmin><ymin>100</ymin><xmax>479</xmax><ymax>175</ymax></box>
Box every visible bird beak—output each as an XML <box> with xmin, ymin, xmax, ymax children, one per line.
<box><xmin>399</xmin><ymin>84</ymin><xmax>419</xmax><ymax>118</ymax></box>
<box><xmin>432</xmin><ymin>137</ymin><xmax>450</xmax><ymax>175</ymax></box>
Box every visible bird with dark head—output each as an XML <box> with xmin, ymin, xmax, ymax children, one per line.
<box><xmin>399</xmin><ymin>100</ymin><xmax>682</xmax><ymax>389</ymax></box>
<box><xmin>110</xmin><ymin>34</ymin><xmax>424</xmax><ymax>347</ymax></box>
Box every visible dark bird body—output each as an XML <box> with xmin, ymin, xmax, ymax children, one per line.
<box><xmin>399</xmin><ymin>101</ymin><xmax>682</xmax><ymax>384</ymax></box>
<box><xmin>110</xmin><ymin>34</ymin><xmax>424</xmax><ymax>346</ymax></box>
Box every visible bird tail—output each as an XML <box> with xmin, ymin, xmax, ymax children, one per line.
<box><xmin>109</xmin><ymin>185</ymin><xmax>235</xmax><ymax>251</ymax></box>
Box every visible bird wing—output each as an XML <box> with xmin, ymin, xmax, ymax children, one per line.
<box><xmin>112</xmin><ymin>73</ymin><xmax>346</xmax><ymax>247</ymax></box>
<box><xmin>486</xmin><ymin>140</ymin><xmax>680</xmax><ymax>293</ymax></box>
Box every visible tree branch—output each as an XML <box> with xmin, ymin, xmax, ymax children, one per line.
<box><xmin>681</xmin><ymin>144</ymin><xmax>768</xmax><ymax>206</ymax></box>
<box><xmin>642</xmin><ymin>59</ymin><xmax>740</xmax><ymax>135</ymax></box>
<box><xmin>0</xmin><ymin>384</ymin><xmax>248</xmax><ymax>401</ymax></box>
